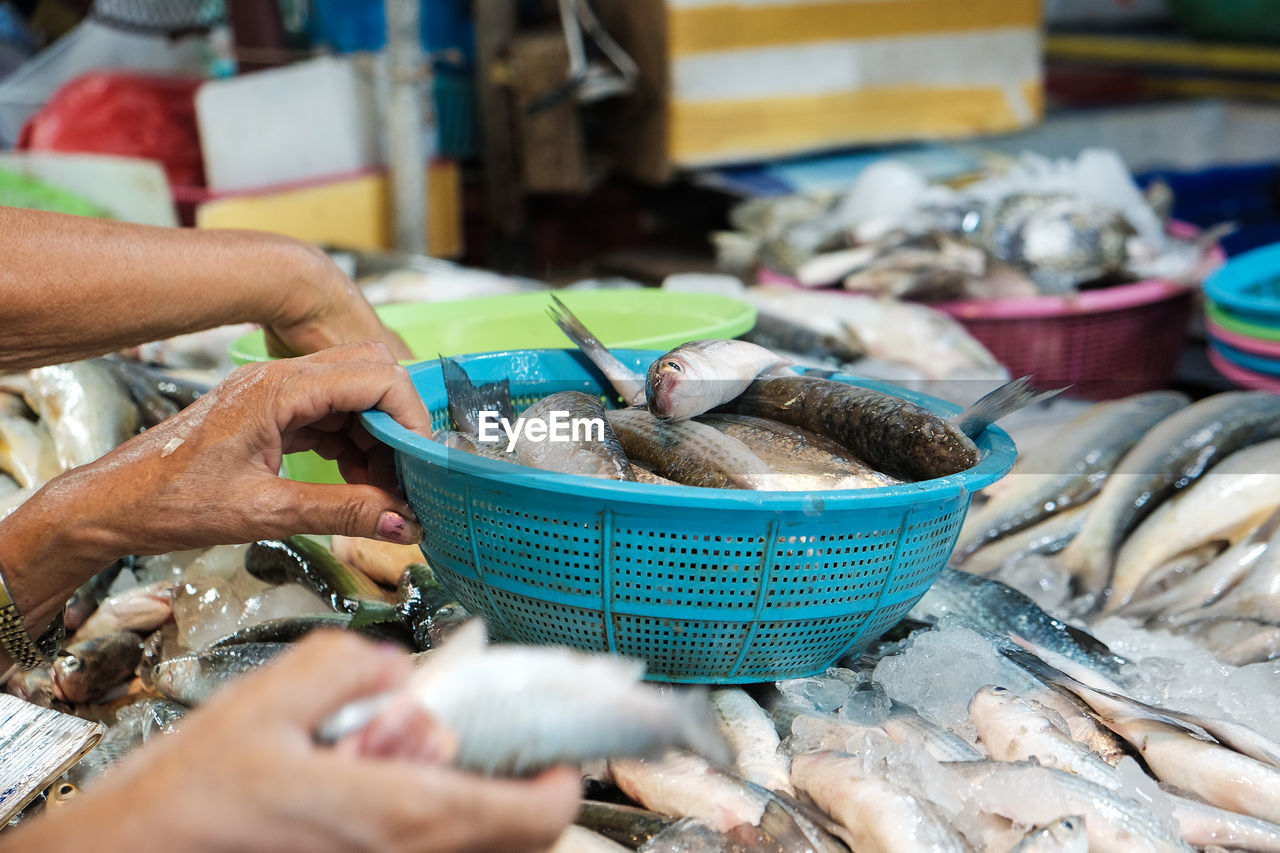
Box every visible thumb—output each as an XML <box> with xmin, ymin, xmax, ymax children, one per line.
<box><xmin>270</xmin><ymin>480</ymin><xmax>423</xmax><ymax>545</ymax></box>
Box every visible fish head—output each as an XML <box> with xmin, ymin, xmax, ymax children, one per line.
<box><xmin>151</xmin><ymin>658</ymin><xmax>200</xmax><ymax>705</ymax></box>
<box><xmin>50</xmin><ymin>652</ymin><xmax>88</xmax><ymax>703</ymax></box>
<box><xmin>1044</xmin><ymin>815</ymin><xmax>1087</xmax><ymax>851</ymax></box>
<box><xmin>645</xmin><ymin>354</ymin><xmax>718</xmax><ymax>420</ymax></box>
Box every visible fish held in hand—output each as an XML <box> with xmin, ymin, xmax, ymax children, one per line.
<box><xmin>318</xmin><ymin>622</ymin><xmax>729</xmax><ymax>775</ymax></box>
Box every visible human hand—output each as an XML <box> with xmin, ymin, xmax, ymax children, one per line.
<box><xmin>264</xmin><ymin>245</ymin><xmax>415</xmax><ymax>362</ymax></box>
<box><xmin>2</xmin><ymin>632</ymin><xmax>582</xmax><ymax>853</ymax></box>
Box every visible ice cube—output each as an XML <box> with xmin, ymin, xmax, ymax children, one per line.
<box><xmin>239</xmin><ymin>584</ymin><xmax>330</xmax><ymax>629</ymax></box>
<box><xmin>173</xmin><ymin>580</ymin><xmax>245</xmax><ymax>651</ymax></box>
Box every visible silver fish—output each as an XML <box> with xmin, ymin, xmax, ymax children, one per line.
<box><xmin>152</xmin><ymin>642</ymin><xmax>289</xmax><ymax>706</ymax></box>
<box><xmin>513</xmin><ymin>391</ymin><xmax>635</xmax><ymax>480</ymax></box>
<box><xmin>1125</xmin><ymin>508</ymin><xmax>1280</xmax><ymax>620</ymax></box>
<box><xmin>0</xmin><ymin>412</ymin><xmax>62</xmax><ymax>488</ymax></box>
<box><xmin>969</xmin><ymin>685</ymin><xmax>1119</xmax><ymax>790</ymax></box>
<box><xmin>908</xmin><ymin>568</ymin><xmax>1126</xmax><ymax>675</ymax></box>
<box><xmin>944</xmin><ymin>760</ymin><xmax>1191</xmax><ymax>853</ymax></box>
<box><xmin>961</xmin><ymin>503</ymin><xmax>1090</xmax><ymax>577</ymax></box>
<box><xmin>25</xmin><ymin>360</ymin><xmax>139</xmax><ymax>469</ymax></box>
<box><xmin>71</xmin><ymin>581</ymin><xmax>176</xmax><ymax>643</ymax></box>
<box><xmin>791</xmin><ymin>750</ymin><xmax>970</xmax><ymax>853</ymax></box>
<box><xmin>1104</xmin><ymin>438</ymin><xmax>1280</xmax><ymax>613</ymax></box>
<box><xmin>1061</xmin><ymin>392</ymin><xmax>1280</xmax><ymax>600</ymax></box>
<box><xmin>697</xmin><ymin>413</ymin><xmax>898</xmax><ymax>490</ymax></box>
<box><xmin>320</xmin><ymin>623</ymin><xmax>729</xmax><ymax>776</ymax></box>
<box><xmin>1186</xmin><ymin>620</ymin><xmax>1280</xmax><ymax>666</ymax></box>
<box><xmin>1168</xmin><ymin>792</ymin><xmax>1280</xmax><ymax>853</ymax></box>
<box><xmin>955</xmin><ymin>392</ymin><xmax>1188</xmax><ymax>558</ymax></box>
<box><xmin>1003</xmin><ymin>816</ymin><xmax>1088</xmax><ymax>853</ymax></box>
<box><xmin>1014</xmin><ymin>646</ymin><xmax>1280</xmax><ymax>819</ymax></box>
<box><xmin>606</xmin><ymin>409</ymin><xmax>774</xmax><ymax>489</ymax></box>
<box><xmin>710</xmin><ymin>688</ymin><xmax>793</xmax><ymax>795</ymax></box>
<box><xmin>611</xmin><ymin>752</ymin><xmax>766</xmax><ymax>833</ymax></box>
<box><xmin>646</xmin><ymin>340</ymin><xmax>792</xmax><ymax>421</ymax></box>
<box><xmin>51</xmin><ymin>632</ymin><xmax>143</xmax><ymax>705</ymax></box>
<box><xmin>1165</xmin><ymin>520</ymin><xmax>1280</xmax><ymax>630</ymax></box>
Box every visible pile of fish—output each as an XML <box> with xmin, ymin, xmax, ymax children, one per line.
<box><xmin>3</xmin><ymin>340</ymin><xmax>1280</xmax><ymax>852</ymax></box>
<box><xmin>0</xmin><ymin>356</ymin><xmax>208</xmax><ymax>519</ymax></box>
<box><xmin>954</xmin><ymin>388</ymin><xmax>1280</xmax><ymax>666</ymax></box>
<box><xmin>715</xmin><ymin>149</ymin><xmax>1226</xmax><ymax>298</ymax></box>
<box><xmin>432</xmin><ymin>297</ymin><xmax>1046</xmax><ymax>490</ymax></box>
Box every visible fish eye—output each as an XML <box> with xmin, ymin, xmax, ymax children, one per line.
<box><xmin>665</xmin><ymin>360</ymin><xmax>682</xmax><ymax>372</ymax></box>
<box><xmin>991</xmin><ymin>686</ymin><xmax>1007</xmax><ymax>692</ymax></box>
<box><xmin>1062</xmin><ymin>819</ymin><xmax>1076</xmax><ymax>830</ymax></box>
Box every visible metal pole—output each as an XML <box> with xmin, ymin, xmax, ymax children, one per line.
<box><xmin>385</xmin><ymin>0</ymin><xmax>428</xmax><ymax>254</ymax></box>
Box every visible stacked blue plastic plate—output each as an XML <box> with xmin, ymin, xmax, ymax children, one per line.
<box><xmin>1204</xmin><ymin>243</ymin><xmax>1280</xmax><ymax>392</ymax></box>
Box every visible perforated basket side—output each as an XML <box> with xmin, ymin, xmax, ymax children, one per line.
<box><xmin>401</xmin><ymin>451</ymin><xmax>973</xmax><ymax>682</ymax></box>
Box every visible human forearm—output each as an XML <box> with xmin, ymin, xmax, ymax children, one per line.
<box><xmin>0</xmin><ymin>208</ymin><xmax>386</xmax><ymax>369</ymax></box>
<box><xmin>0</xmin><ymin>468</ymin><xmax>124</xmax><ymax>670</ymax></box>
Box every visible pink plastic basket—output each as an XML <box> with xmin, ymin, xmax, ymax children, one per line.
<box><xmin>760</xmin><ymin>224</ymin><xmax>1221</xmax><ymax>401</ymax></box>
<box><xmin>931</xmin><ymin>280</ymin><xmax>1196</xmax><ymax>400</ymax></box>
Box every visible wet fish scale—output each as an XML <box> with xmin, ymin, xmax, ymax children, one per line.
<box><xmin>720</xmin><ymin>376</ymin><xmax>980</xmax><ymax>481</ymax></box>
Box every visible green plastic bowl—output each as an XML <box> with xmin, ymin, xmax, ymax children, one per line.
<box><xmin>229</xmin><ymin>289</ymin><xmax>756</xmax><ymax>484</ymax></box>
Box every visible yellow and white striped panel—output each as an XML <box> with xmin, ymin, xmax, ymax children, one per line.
<box><xmin>666</xmin><ymin>0</ymin><xmax>1044</xmax><ymax>165</ymax></box>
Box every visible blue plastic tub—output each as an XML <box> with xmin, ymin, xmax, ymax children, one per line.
<box><xmin>363</xmin><ymin>349</ymin><xmax>1018</xmax><ymax>683</ymax></box>
<box><xmin>1204</xmin><ymin>242</ymin><xmax>1280</xmax><ymax>324</ymax></box>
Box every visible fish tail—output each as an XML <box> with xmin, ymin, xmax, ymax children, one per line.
<box><xmin>546</xmin><ymin>296</ymin><xmax>646</xmax><ymax>406</ymax></box>
<box><xmin>953</xmin><ymin>376</ymin><xmax>1068</xmax><ymax>438</ymax></box>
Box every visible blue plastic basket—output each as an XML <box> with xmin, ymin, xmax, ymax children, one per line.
<box><xmin>362</xmin><ymin>350</ymin><xmax>1017</xmax><ymax>683</ymax></box>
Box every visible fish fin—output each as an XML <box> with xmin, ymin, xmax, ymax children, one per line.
<box><xmin>440</xmin><ymin>355</ymin><xmax>516</xmax><ymax>432</ymax></box>
<box><xmin>953</xmin><ymin>376</ymin><xmax>1068</xmax><ymax>438</ymax></box>
<box><xmin>674</xmin><ymin>687</ymin><xmax>734</xmax><ymax>767</ymax></box>
<box><xmin>546</xmin><ymin>297</ymin><xmax>646</xmax><ymax>406</ymax></box>
<box><xmin>746</xmin><ymin>783</ymin><xmax>854</xmax><ymax>853</ymax></box>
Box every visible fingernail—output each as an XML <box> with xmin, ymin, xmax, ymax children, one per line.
<box><xmin>377</xmin><ymin>511</ymin><xmax>422</xmax><ymax>545</ymax></box>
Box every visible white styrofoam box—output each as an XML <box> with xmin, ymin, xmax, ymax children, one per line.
<box><xmin>196</xmin><ymin>55</ymin><xmax>381</xmax><ymax>192</ymax></box>
<box><xmin>0</xmin><ymin>152</ymin><xmax>177</xmax><ymax>226</ymax></box>
<box><xmin>981</xmin><ymin>100</ymin><xmax>1280</xmax><ymax>174</ymax></box>
<box><xmin>0</xmin><ymin>20</ymin><xmax>209</xmax><ymax>146</ymax></box>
